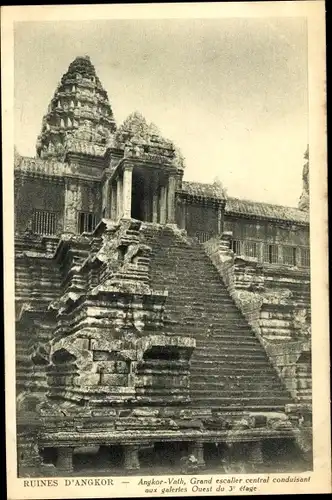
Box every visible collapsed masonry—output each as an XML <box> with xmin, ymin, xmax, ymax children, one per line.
<box><xmin>15</xmin><ymin>56</ymin><xmax>312</xmax><ymax>476</ymax></box>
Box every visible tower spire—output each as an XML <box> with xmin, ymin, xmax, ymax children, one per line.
<box><xmin>36</xmin><ymin>56</ymin><xmax>116</xmax><ymax>160</ymax></box>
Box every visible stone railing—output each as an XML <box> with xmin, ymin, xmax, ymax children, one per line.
<box><xmin>204</xmin><ymin>232</ymin><xmax>312</xmax><ymax>403</ymax></box>
<box><xmin>193</xmin><ymin>231</ymin><xmax>215</xmax><ymax>244</ymax></box>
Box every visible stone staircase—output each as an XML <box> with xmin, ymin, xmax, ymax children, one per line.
<box><xmin>142</xmin><ymin>225</ymin><xmax>293</xmax><ymax>412</ymax></box>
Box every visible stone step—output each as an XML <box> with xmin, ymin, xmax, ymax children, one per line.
<box><xmin>164</xmin><ymin>324</ymin><xmax>253</xmax><ymax>333</ymax></box>
<box><xmin>155</xmin><ymin>274</ymin><xmax>223</xmax><ymax>282</ymax></box>
<box><xmin>190</xmin><ymin>387</ymin><xmax>288</xmax><ymax>398</ymax></box>
<box><xmin>188</xmin><ymin>365</ymin><xmax>280</xmax><ymax>376</ymax></box>
<box><xmin>165</xmin><ymin>311</ymin><xmax>243</xmax><ymax>321</ymax></box>
<box><xmin>152</xmin><ymin>265</ymin><xmax>222</xmax><ymax>274</ymax></box>
<box><xmin>190</xmin><ymin>375</ymin><xmax>285</xmax><ymax>386</ymax></box>
<box><xmin>171</xmin><ymin>316</ymin><xmax>245</xmax><ymax>324</ymax></box>
<box><xmin>166</xmin><ymin>305</ymin><xmax>241</xmax><ymax>315</ymax></box>
<box><xmin>190</xmin><ymin>375</ymin><xmax>284</xmax><ymax>387</ymax></box>
<box><xmin>191</xmin><ymin>402</ymin><xmax>288</xmax><ymax>412</ymax></box>
<box><xmin>164</xmin><ymin>325</ymin><xmax>252</xmax><ymax>335</ymax></box>
<box><xmin>165</xmin><ymin>313</ymin><xmax>248</xmax><ymax>323</ymax></box>
<box><xmin>190</xmin><ymin>358</ymin><xmax>273</xmax><ymax>368</ymax></box>
<box><xmin>162</xmin><ymin>332</ymin><xmax>258</xmax><ymax>342</ymax></box>
<box><xmin>191</xmin><ymin>350</ymin><xmax>267</xmax><ymax>360</ymax></box>
<box><xmin>192</xmin><ymin>394</ymin><xmax>290</xmax><ymax>404</ymax></box>
<box><xmin>145</xmin><ymin>228</ymin><xmax>293</xmax><ymax>408</ymax></box>
<box><xmin>190</xmin><ymin>375</ymin><xmax>284</xmax><ymax>389</ymax></box>
<box><xmin>297</xmin><ymin>389</ymin><xmax>312</xmax><ymax>396</ymax></box>
<box><xmin>166</xmin><ymin>298</ymin><xmax>240</xmax><ymax>307</ymax></box>
<box><xmin>166</xmin><ymin>309</ymin><xmax>241</xmax><ymax>319</ymax></box>
<box><xmin>201</xmin><ymin>325</ymin><xmax>254</xmax><ymax>332</ymax></box>
<box><xmin>194</xmin><ymin>336</ymin><xmax>260</xmax><ymax>345</ymax></box>
<box><xmin>152</xmin><ymin>264</ymin><xmax>220</xmax><ymax>273</ymax></box>
<box><xmin>170</xmin><ymin>298</ymin><xmax>238</xmax><ymax>308</ymax></box>
<box><xmin>164</xmin><ymin>317</ymin><xmax>239</xmax><ymax>325</ymax></box>
<box><xmin>162</xmin><ymin>278</ymin><xmax>224</xmax><ymax>286</ymax></box>
<box><xmin>194</xmin><ymin>344</ymin><xmax>267</xmax><ymax>354</ymax></box>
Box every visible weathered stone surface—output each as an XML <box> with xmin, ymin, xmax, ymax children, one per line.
<box><xmin>203</xmin><ymin>417</ymin><xmax>232</xmax><ymax>430</ymax></box>
<box><xmin>99</xmin><ymin>374</ymin><xmax>128</xmax><ymax>386</ymax></box>
<box><xmin>204</xmin><ymin>233</ymin><xmax>311</xmax><ymax>403</ymax></box>
<box><xmin>132</xmin><ymin>408</ymin><xmax>159</xmax><ymax>417</ymax></box>
<box><xmin>15</xmin><ymin>70</ymin><xmax>311</xmax><ymax>476</ymax></box>
<box><xmin>175</xmin><ymin>419</ymin><xmax>204</xmax><ymax>429</ymax></box>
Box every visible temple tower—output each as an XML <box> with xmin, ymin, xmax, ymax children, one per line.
<box><xmin>102</xmin><ymin>112</ymin><xmax>185</xmax><ymax>224</ymax></box>
<box><xmin>36</xmin><ymin>55</ymin><xmax>116</xmax><ymax>160</ymax></box>
<box><xmin>298</xmin><ymin>146</ymin><xmax>309</xmax><ymax>211</ymax></box>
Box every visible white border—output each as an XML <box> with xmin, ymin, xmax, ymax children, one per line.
<box><xmin>2</xmin><ymin>2</ymin><xmax>330</xmax><ymax>498</ymax></box>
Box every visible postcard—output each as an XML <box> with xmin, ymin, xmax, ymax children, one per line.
<box><xmin>2</xmin><ymin>2</ymin><xmax>330</xmax><ymax>498</ymax></box>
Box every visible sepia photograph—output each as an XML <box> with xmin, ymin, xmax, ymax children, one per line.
<box><xmin>2</xmin><ymin>2</ymin><xmax>330</xmax><ymax>498</ymax></box>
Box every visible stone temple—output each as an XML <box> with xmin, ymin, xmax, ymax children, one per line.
<box><xmin>15</xmin><ymin>56</ymin><xmax>312</xmax><ymax>476</ymax></box>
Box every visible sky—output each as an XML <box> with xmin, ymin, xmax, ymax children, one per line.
<box><xmin>14</xmin><ymin>17</ymin><xmax>308</xmax><ymax>207</ymax></box>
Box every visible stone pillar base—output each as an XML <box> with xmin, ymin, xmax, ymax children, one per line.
<box><xmin>232</xmin><ymin>442</ymin><xmax>252</xmax><ymax>473</ymax></box>
<box><xmin>123</xmin><ymin>444</ymin><xmax>140</xmax><ymax>472</ymax></box>
<box><xmin>220</xmin><ymin>442</ymin><xmax>234</xmax><ymax>473</ymax></box>
<box><xmin>57</xmin><ymin>447</ymin><xmax>74</xmax><ymax>473</ymax></box>
<box><xmin>248</xmin><ymin>441</ymin><xmax>264</xmax><ymax>471</ymax></box>
<box><xmin>189</xmin><ymin>441</ymin><xmax>205</xmax><ymax>468</ymax></box>
<box><xmin>166</xmin><ymin>175</ymin><xmax>176</xmax><ymax>224</ymax></box>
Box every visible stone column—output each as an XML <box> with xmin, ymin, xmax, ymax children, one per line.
<box><xmin>259</xmin><ymin>242</ymin><xmax>265</xmax><ymax>263</ymax></box>
<box><xmin>248</xmin><ymin>441</ymin><xmax>264</xmax><ymax>471</ymax></box>
<box><xmin>123</xmin><ymin>444</ymin><xmax>140</xmax><ymax>471</ymax></box>
<box><xmin>123</xmin><ymin>166</ymin><xmax>133</xmax><ymax>219</ymax></box>
<box><xmin>167</xmin><ymin>175</ymin><xmax>176</xmax><ymax>224</ymax></box>
<box><xmin>103</xmin><ymin>177</ymin><xmax>111</xmax><ymax>218</ymax></box>
<box><xmin>179</xmin><ymin>200</ymin><xmax>186</xmax><ymax>230</ymax></box>
<box><xmin>143</xmin><ymin>174</ymin><xmax>152</xmax><ymax>222</ymax></box>
<box><xmin>57</xmin><ymin>447</ymin><xmax>74</xmax><ymax>473</ymax></box>
<box><xmin>64</xmin><ymin>179</ymin><xmax>79</xmax><ymax>233</ymax></box>
<box><xmin>295</xmin><ymin>247</ymin><xmax>302</xmax><ymax>267</ymax></box>
<box><xmin>217</xmin><ymin>204</ymin><xmax>223</xmax><ymax>234</ymax></box>
<box><xmin>190</xmin><ymin>441</ymin><xmax>205</xmax><ymax>468</ymax></box>
<box><xmin>232</xmin><ymin>442</ymin><xmax>251</xmax><ymax>473</ymax></box>
<box><xmin>159</xmin><ymin>186</ymin><xmax>167</xmax><ymax>224</ymax></box>
<box><xmin>110</xmin><ymin>182</ymin><xmax>117</xmax><ymax>221</ymax></box>
<box><xmin>220</xmin><ymin>442</ymin><xmax>234</xmax><ymax>472</ymax></box>
<box><xmin>152</xmin><ymin>172</ymin><xmax>159</xmax><ymax>223</ymax></box>
<box><xmin>277</xmin><ymin>244</ymin><xmax>283</xmax><ymax>264</ymax></box>
<box><xmin>117</xmin><ymin>174</ymin><xmax>123</xmax><ymax>220</ymax></box>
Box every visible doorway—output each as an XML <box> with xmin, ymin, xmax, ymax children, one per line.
<box><xmin>131</xmin><ymin>169</ymin><xmax>150</xmax><ymax>221</ymax></box>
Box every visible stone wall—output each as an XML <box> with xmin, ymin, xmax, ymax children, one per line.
<box><xmin>15</xmin><ymin>177</ymin><xmax>65</xmax><ymax>234</ymax></box>
<box><xmin>15</xmin><ymin>234</ymin><xmax>61</xmax><ymax>405</ymax></box>
<box><xmin>224</xmin><ymin>216</ymin><xmax>310</xmax><ymax>247</ymax></box>
<box><xmin>204</xmin><ymin>233</ymin><xmax>311</xmax><ymax>403</ymax></box>
<box><xmin>15</xmin><ymin>221</ymin><xmax>311</xmax><ymax>476</ymax></box>
<box><xmin>15</xmin><ymin>173</ymin><xmax>102</xmax><ymax>237</ymax></box>
<box><xmin>34</xmin><ymin>219</ymin><xmax>195</xmax><ymax>407</ymax></box>
<box><xmin>176</xmin><ymin>200</ymin><xmax>219</xmax><ymax>240</ymax></box>
<box><xmin>79</xmin><ymin>181</ymin><xmax>102</xmax><ymax>216</ymax></box>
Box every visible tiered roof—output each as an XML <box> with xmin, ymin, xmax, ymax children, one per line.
<box><xmin>114</xmin><ymin>112</ymin><xmax>185</xmax><ymax>170</ymax></box>
<box><xmin>36</xmin><ymin>56</ymin><xmax>116</xmax><ymax>160</ymax></box>
<box><xmin>180</xmin><ymin>180</ymin><xmax>226</xmax><ymax>199</ymax></box>
<box><xmin>225</xmin><ymin>197</ymin><xmax>309</xmax><ymax>224</ymax></box>
<box><xmin>180</xmin><ymin>181</ymin><xmax>309</xmax><ymax>224</ymax></box>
